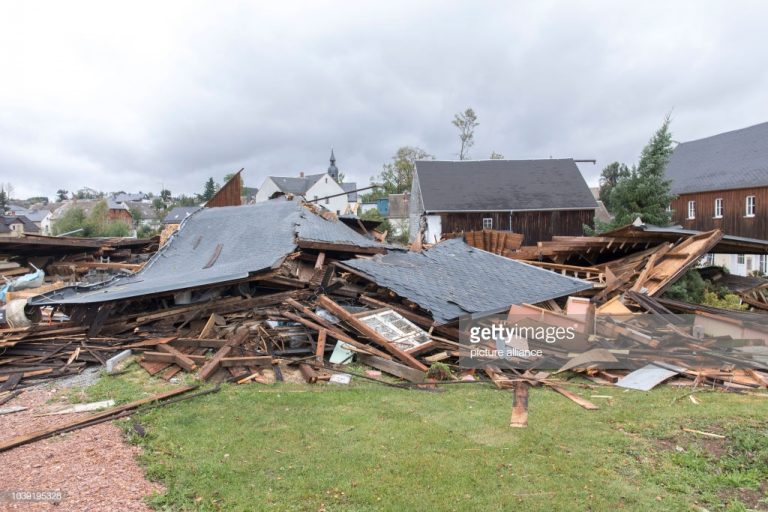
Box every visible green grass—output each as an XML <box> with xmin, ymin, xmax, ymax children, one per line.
<box><xmin>78</xmin><ymin>376</ymin><xmax>765</xmax><ymax>512</ymax></box>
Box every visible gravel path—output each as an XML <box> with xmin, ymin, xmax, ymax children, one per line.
<box><xmin>0</xmin><ymin>386</ymin><xmax>163</xmax><ymax>511</ymax></box>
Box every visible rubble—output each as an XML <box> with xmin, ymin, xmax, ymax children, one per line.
<box><xmin>0</xmin><ymin>199</ymin><xmax>765</xmax><ymax>433</ymax></box>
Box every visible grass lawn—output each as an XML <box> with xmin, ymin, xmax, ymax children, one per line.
<box><xmin>81</xmin><ymin>367</ymin><xmax>768</xmax><ymax>511</ymax></box>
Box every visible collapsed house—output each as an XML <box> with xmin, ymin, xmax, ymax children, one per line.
<box><xmin>1</xmin><ymin>197</ymin><xmax>767</xmax><ymax>431</ymax></box>
<box><xmin>0</xmin><ymin>198</ymin><xmax>592</xmax><ymax>390</ymax></box>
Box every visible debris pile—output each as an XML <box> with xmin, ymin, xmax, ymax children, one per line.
<box><xmin>0</xmin><ymin>199</ymin><xmax>766</xmax><ymax>430</ymax></box>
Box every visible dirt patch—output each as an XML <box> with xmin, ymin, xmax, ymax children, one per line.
<box><xmin>717</xmin><ymin>481</ymin><xmax>768</xmax><ymax>511</ymax></box>
<box><xmin>0</xmin><ymin>386</ymin><xmax>163</xmax><ymax>511</ymax></box>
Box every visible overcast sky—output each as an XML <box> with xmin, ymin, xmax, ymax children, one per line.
<box><xmin>1</xmin><ymin>1</ymin><xmax>767</xmax><ymax>200</ymax></box>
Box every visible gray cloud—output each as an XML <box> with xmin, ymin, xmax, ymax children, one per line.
<box><xmin>1</xmin><ymin>0</ymin><xmax>767</xmax><ymax>199</ymax></box>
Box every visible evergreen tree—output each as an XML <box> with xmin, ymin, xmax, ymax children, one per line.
<box><xmin>597</xmin><ymin>116</ymin><xmax>675</xmax><ymax>231</ymax></box>
<box><xmin>201</xmin><ymin>178</ymin><xmax>218</xmax><ymax>202</ymax></box>
<box><xmin>0</xmin><ymin>187</ymin><xmax>7</xmax><ymax>213</ymax></box>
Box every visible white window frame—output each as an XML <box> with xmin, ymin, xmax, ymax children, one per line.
<box><xmin>687</xmin><ymin>200</ymin><xmax>696</xmax><ymax>220</ymax></box>
<box><xmin>737</xmin><ymin>254</ymin><xmax>745</xmax><ymax>265</ymax></box>
<box><xmin>760</xmin><ymin>255</ymin><xmax>768</xmax><ymax>274</ymax></box>
<box><xmin>714</xmin><ymin>198</ymin><xmax>723</xmax><ymax>218</ymax></box>
<box><xmin>482</xmin><ymin>217</ymin><xmax>493</xmax><ymax>229</ymax></box>
<box><xmin>746</xmin><ymin>196</ymin><xmax>756</xmax><ymax>217</ymax></box>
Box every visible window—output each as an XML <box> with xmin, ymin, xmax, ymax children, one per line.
<box><xmin>704</xmin><ymin>253</ymin><xmax>715</xmax><ymax>266</ymax></box>
<box><xmin>746</xmin><ymin>196</ymin><xmax>756</xmax><ymax>217</ymax></box>
<box><xmin>325</xmin><ymin>197</ymin><xmax>329</xmax><ymax>204</ymax></box>
<box><xmin>714</xmin><ymin>198</ymin><xmax>723</xmax><ymax>218</ymax></box>
<box><xmin>687</xmin><ymin>201</ymin><xmax>696</xmax><ymax>219</ymax></box>
<box><xmin>738</xmin><ymin>254</ymin><xmax>745</xmax><ymax>265</ymax></box>
<box><xmin>760</xmin><ymin>255</ymin><xmax>768</xmax><ymax>274</ymax></box>
<box><xmin>482</xmin><ymin>218</ymin><xmax>493</xmax><ymax>229</ymax></box>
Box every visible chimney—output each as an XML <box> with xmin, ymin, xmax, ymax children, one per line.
<box><xmin>300</xmin><ymin>171</ymin><xmax>304</xmax><ymax>178</ymax></box>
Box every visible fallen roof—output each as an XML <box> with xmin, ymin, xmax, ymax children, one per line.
<box><xmin>665</xmin><ymin>121</ymin><xmax>768</xmax><ymax>194</ymax></box>
<box><xmin>602</xmin><ymin>223</ymin><xmax>768</xmax><ymax>254</ymax></box>
<box><xmin>414</xmin><ymin>159</ymin><xmax>597</xmax><ymax>212</ymax></box>
<box><xmin>0</xmin><ymin>234</ymin><xmax>152</xmax><ymax>257</ymax></box>
<box><xmin>29</xmin><ymin>200</ymin><xmax>388</xmax><ymax>306</ymax></box>
<box><xmin>337</xmin><ymin>238</ymin><xmax>592</xmax><ymax>324</ymax></box>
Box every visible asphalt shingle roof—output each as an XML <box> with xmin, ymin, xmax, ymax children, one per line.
<box><xmin>270</xmin><ymin>174</ymin><xmax>326</xmax><ymax>195</ymax></box>
<box><xmin>665</xmin><ymin>122</ymin><xmax>768</xmax><ymax>194</ymax></box>
<box><xmin>162</xmin><ymin>206</ymin><xmax>201</xmax><ymax>224</ymax></box>
<box><xmin>414</xmin><ymin>159</ymin><xmax>596</xmax><ymax>212</ymax></box>
<box><xmin>29</xmin><ymin>200</ymin><xmax>388</xmax><ymax>305</ymax></box>
<box><xmin>339</xmin><ymin>238</ymin><xmax>592</xmax><ymax>324</ymax></box>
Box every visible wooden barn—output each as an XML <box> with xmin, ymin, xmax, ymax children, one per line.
<box><xmin>409</xmin><ymin>159</ymin><xmax>597</xmax><ymax>245</ymax></box>
<box><xmin>664</xmin><ymin>122</ymin><xmax>768</xmax><ymax>274</ymax></box>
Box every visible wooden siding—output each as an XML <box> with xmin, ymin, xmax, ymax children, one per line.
<box><xmin>206</xmin><ymin>169</ymin><xmax>243</xmax><ymax>208</ymax></box>
<box><xmin>670</xmin><ymin>187</ymin><xmax>768</xmax><ymax>240</ymax></box>
<box><xmin>437</xmin><ymin>209</ymin><xmax>594</xmax><ymax>245</ymax></box>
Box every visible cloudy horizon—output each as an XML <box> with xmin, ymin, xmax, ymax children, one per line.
<box><xmin>1</xmin><ymin>0</ymin><xmax>767</xmax><ymax>200</ymax></box>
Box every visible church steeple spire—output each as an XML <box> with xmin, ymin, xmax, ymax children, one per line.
<box><xmin>328</xmin><ymin>149</ymin><xmax>339</xmax><ymax>182</ymax></box>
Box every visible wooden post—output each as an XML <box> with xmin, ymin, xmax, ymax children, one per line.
<box><xmin>316</xmin><ymin>329</ymin><xmax>326</xmax><ymax>363</ymax></box>
<box><xmin>510</xmin><ymin>382</ymin><xmax>529</xmax><ymax>428</ymax></box>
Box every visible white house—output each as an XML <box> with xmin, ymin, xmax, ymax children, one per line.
<box><xmin>255</xmin><ymin>151</ymin><xmax>358</xmax><ymax>215</ymax></box>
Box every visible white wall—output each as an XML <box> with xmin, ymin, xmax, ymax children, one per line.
<box><xmin>306</xmin><ymin>176</ymin><xmax>348</xmax><ymax>214</ymax></box>
<box><xmin>712</xmin><ymin>253</ymin><xmax>766</xmax><ymax>276</ymax></box>
<box><xmin>254</xmin><ymin>178</ymin><xmax>282</xmax><ymax>202</ymax></box>
<box><xmin>425</xmin><ymin>215</ymin><xmax>442</xmax><ymax>244</ymax></box>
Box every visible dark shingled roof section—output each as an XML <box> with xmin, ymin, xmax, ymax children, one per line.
<box><xmin>29</xmin><ymin>200</ymin><xmax>388</xmax><ymax>305</ymax></box>
<box><xmin>162</xmin><ymin>206</ymin><xmax>201</xmax><ymax>224</ymax></box>
<box><xmin>665</xmin><ymin>122</ymin><xmax>768</xmax><ymax>194</ymax></box>
<box><xmin>415</xmin><ymin>159</ymin><xmax>597</xmax><ymax>212</ymax></box>
<box><xmin>1</xmin><ymin>216</ymin><xmax>39</xmax><ymax>233</ymax></box>
<box><xmin>340</xmin><ymin>182</ymin><xmax>358</xmax><ymax>202</ymax></box>
<box><xmin>339</xmin><ymin>238</ymin><xmax>592</xmax><ymax>324</ymax></box>
<box><xmin>270</xmin><ymin>174</ymin><xmax>325</xmax><ymax>195</ymax></box>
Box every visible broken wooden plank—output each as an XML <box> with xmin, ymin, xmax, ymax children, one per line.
<box><xmin>510</xmin><ymin>382</ymin><xmax>529</xmax><ymax>428</ymax></box>
<box><xmin>357</xmin><ymin>354</ymin><xmax>426</xmax><ymax>383</ymax></box>
<box><xmin>546</xmin><ymin>383</ymin><xmax>599</xmax><ymax>410</ymax></box>
<box><xmin>316</xmin><ymin>329</ymin><xmax>326</xmax><ymax>363</ymax></box>
<box><xmin>317</xmin><ymin>295</ymin><xmax>428</xmax><ymax>372</ymax></box>
<box><xmin>0</xmin><ymin>385</ymin><xmax>197</xmax><ymax>453</ymax></box>
<box><xmin>156</xmin><ymin>344</ymin><xmax>198</xmax><ymax>371</ymax></box>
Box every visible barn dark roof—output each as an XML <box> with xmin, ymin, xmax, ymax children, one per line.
<box><xmin>414</xmin><ymin>159</ymin><xmax>596</xmax><ymax>212</ymax></box>
<box><xmin>338</xmin><ymin>238</ymin><xmax>591</xmax><ymax>324</ymax></box>
<box><xmin>665</xmin><ymin>122</ymin><xmax>768</xmax><ymax>194</ymax></box>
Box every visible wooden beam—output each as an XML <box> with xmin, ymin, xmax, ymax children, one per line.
<box><xmin>156</xmin><ymin>344</ymin><xmax>197</xmax><ymax>371</ymax></box>
<box><xmin>316</xmin><ymin>329</ymin><xmax>326</xmax><ymax>363</ymax></box>
<box><xmin>280</xmin><ymin>311</ymin><xmax>391</xmax><ymax>360</ymax></box>
<box><xmin>510</xmin><ymin>382</ymin><xmax>529</xmax><ymax>428</ymax></box>
<box><xmin>0</xmin><ymin>386</ymin><xmax>197</xmax><ymax>453</ymax></box>
<box><xmin>357</xmin><ymin>354</ymin><xmax>425</xmax><ymax>383</ymax></box>
<box><xmin>317</xmin><ymin>295</ymin><xmax>429</xmax><ymax>372</ymax></box>
<box><xmin>197</xmin><ymin>327</ymin><xmax>249</xmax><ymax>381</ymax></box>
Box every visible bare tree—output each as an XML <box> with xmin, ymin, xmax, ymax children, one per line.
<box><xmin>489</xmin><ymin>151</ymin><xmax>504</xmax><ymax>160</ymax></box>
<box><xmin>452</xmin><ymin>108</ymin><xmax>479</xmax><ymax>160</ymax></box>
